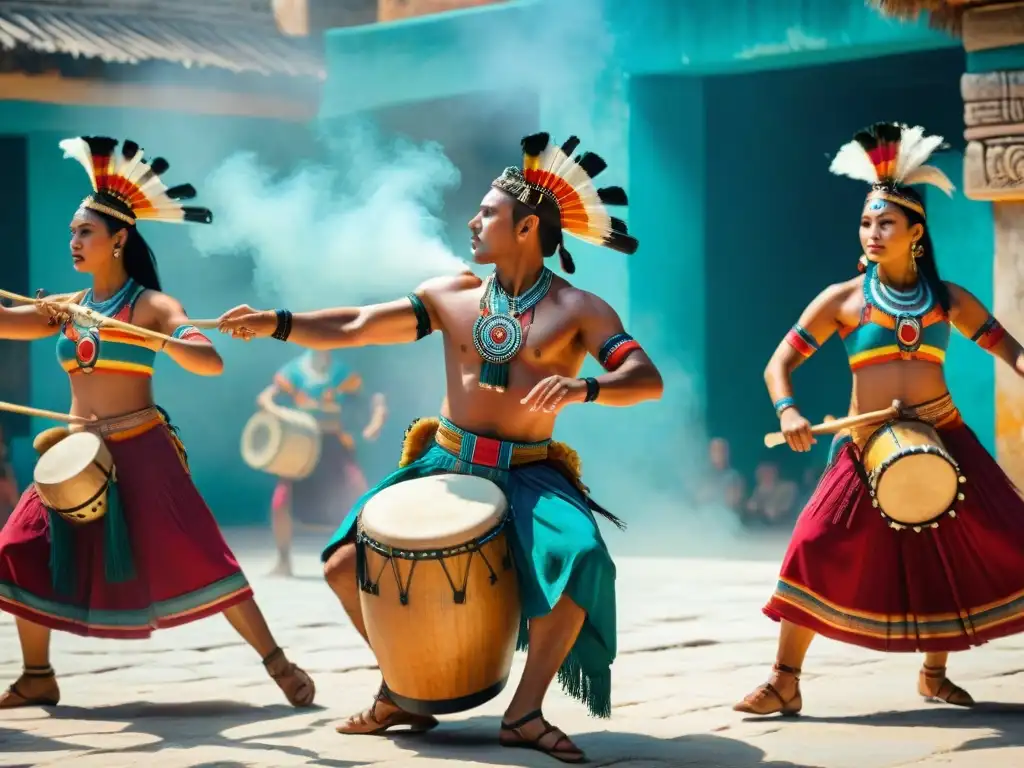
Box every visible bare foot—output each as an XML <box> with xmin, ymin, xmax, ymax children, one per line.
<box><xmin>0</xmin><ymin>666</ymin><xmax>60</xmax><ymax>709</ymax></box>
<box><xmin>268</xmin><ymin>558</ymin><xmax>293</xmax><ymax>577</ymax></box>
<box><xmin>919</xmin><ymin>665</ymin><xmax>974</xmax><ymax>707</ymax></box>
<box><xmin>500</xmin><ymin>709</ymin><xmax>585</xmax><ymax>764</ymax></box>
<box><xmin>733</xmin><ymin>662</ymin><xmax>802</xmax><ymax>716</ymax></box>
<box><xmin>335</xmin><ymin>683</ymin><xmax>439</xmax><ymax>735</ymax></box>
<box><xmin>263</xmin><ymin>648</ymin><xmax>315</xmax><ymax>707</ymax></box>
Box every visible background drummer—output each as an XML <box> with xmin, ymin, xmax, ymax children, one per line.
<box><xmin>257</xmin><ymin>349</ymin><xmax>386</xmax><ymax>577</ymax></box>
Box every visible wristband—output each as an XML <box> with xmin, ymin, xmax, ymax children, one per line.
<box><xmin>774</xmin><ymin>397</ymin><xmax>796</xmax><ymax>417</ymax></box>
<box><xmin>583</xmin><ymin>377</ymin><xmax>600</xmax><ymax>403</ymax></box>
<box><xmin>272</xmin><ymin>309</ymin><xmax>293</xmax><ymax>341</ymax></box>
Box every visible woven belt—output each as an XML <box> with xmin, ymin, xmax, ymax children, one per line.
<box><xmin>73</xmin><ymin>406</ymin><xmax>163</xmax><ymax>441</ymax></box>
<box><xmin>849</xmin><ymin>392</ymin><xmax>962</xmax><ymax>445</ymax></box>
<box><xmin>434</xmin><ymin>416</ymin><xmax>549</xmax><ymax>470</ymax></box>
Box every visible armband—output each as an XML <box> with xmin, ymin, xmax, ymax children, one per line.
<box><xmin>272</xmin><ymin>309</ymin><xmax>293</xmax><ymax>341</ymax></box>
<box><xmin>408</xmin><ymin>293</ymin><xmax>432</xmax><ymax>340</ymax></box>
<box><xmin>784</xmin><ymin>324</ymin><xmax>820</xmax><ymax>359</ymax></box>
<box><xmin>971</xmin><ymin>316</ymin><xmax>1006</xmax><ymax>350</ymax></box>
<box><xmin>598</xmin><ymin>333</ymin><xmax>642</xmax><ymax>371</ymax></box>
<box><xmin>583</xmin><ymin>377</ymin><xmax>600</xmax><ymax>403</ymax></box>
<box><xmin>171</xmin><ymin>324</ymin><xmax>210</xmax><ymax>343</ymax></box>
<box><xmin>774</xmin><ymin>397</ymin><xmax>796</xmax><ymax>417</ymax></box>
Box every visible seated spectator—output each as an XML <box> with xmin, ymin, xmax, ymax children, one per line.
<box><xmin>0</xmin><ymin>426</ymin><xmax>18</xmax><ymax>528</ymax></box>
<box><xmin>695</xmin><ymin>437</ymin><xmax>745</xmax><ymax>514</ymax></box>
<box><xmin>744</xmin><ymin>461</ymin><xmax>798</xmax><ymax>527</ymax></box>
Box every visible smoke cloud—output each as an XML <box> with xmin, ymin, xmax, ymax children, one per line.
<box><xmin>189</xmin><ymin>119</ymin><xmax>467</xmax><ymax>309</ymax></box>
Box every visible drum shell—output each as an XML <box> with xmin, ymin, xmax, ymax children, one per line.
<box><xmin>33</xmin><ymin>431</ymin><xmax>113</xmax><ymax>525</ymax></box>
<box><xmin>862</xmin><ymin>419</ymin><xmax>960</xmax><ymax>526</ymax></box>
<box><xmin>358</xmin><ymin>523</ymin><xmax>521</xmax><ymax>716</ymax></box>
<box><xmin>240</xmin><ymin>409</ymin><xmax>321</xmax><ymax>480</ymax></box>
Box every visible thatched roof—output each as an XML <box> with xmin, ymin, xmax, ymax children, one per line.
<box><xmin>866</xmin><ymin>1</ymin><xmax>967</xmax><ymax>35</ymax></box>
<box><xmin>0</xmin><ymin>0</ymin><xmax>324</xmax><ymax>79</ymax></box>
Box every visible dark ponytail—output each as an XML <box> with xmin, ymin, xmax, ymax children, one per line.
<box><xmin>94</xmin><ymin>211</ymin><xmax>162</xmax><ymax>292</ymax></box>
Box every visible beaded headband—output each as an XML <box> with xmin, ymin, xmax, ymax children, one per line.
<box><xmin>829</xmin><ymin>122</ymin><xmax>955</xmax><ymax>221</ymax></box>
<box><xmin>61</xmin><ymin>136</ymin><xmax>213</xmax><ymax>227</ymax></box>
<box><xmin>491</xmin><ymin>132</ymin><xmax>638</xmax><ymax>273</ymax></box>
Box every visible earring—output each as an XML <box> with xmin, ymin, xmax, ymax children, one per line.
<box><xmin>113</xmin><ymin>247</ymin><xmax>121</xmax><ymax>260</ymax></box>
<box><xmin>911</xmin><ymin>240</ymin><xmax>922</xmax><ymax>273</ymax></box>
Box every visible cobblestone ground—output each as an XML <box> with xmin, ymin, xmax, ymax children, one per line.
<box><xmin>2</xmin><ymin>529</ymin><xmax>1024</xmax><ymax>767</ymax></box>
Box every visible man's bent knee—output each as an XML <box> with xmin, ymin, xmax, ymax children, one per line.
<box><xmin>323</xmin><ymin>542</ymin><xmax>357</xmax><ymax>589</ymax></box>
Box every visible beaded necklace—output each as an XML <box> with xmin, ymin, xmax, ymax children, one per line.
<box><xmin>473</xmin><ymin>267</ymin><xmax>554</xmax><ymax>392</ymax></box>
<box><xmin>71</xmin><ymin>278</ymin><xmax>138</xmax><ymax>373</ymax></box>
<box><xmin>865</xmin><ymin>263</ymin><xmax>935</xmax><ymax>352</ymax></box>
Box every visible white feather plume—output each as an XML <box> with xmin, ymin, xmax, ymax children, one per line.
<box><xmin>904</xmin><ymin>164</ymin><xmax>956</xmax><ymax>197</ymax></box>
<box><xmin>828</xmin><ymin>140</ymin><xmax>879</xmax><ymax>184</ymax></box>
<box><xmin>894</xmin><ymin>125</ymin><xmax>945</xmax><ymax>181</ymax></box>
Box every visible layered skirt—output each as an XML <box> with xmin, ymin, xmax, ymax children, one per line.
<box><xmin>0</xmin><ymin>411</ymin><xmax>252</xmax><ymax>639</ymax></box>
<box><xmin>765</xmin><ymin>395</ymin><xmax>1024</xmax><ymax>651</ymax></box>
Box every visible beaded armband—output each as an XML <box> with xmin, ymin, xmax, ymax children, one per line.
<box><xmin>408</xmin><ymin>293</ymin><xmax>432</xmax><ymax>340</ymax></box>
<box><xmin>774</xmin><ymin>397</ymin><xmax>796</xmax><ymax>417</ymax></box>
<box><xmin>171</xmin><ymin>324</ymin><xmax>210</xmax><ymax>343</ymax></box>
<box><xmin>598</xmin><ymin>333</ymin><xmax>641</xmax><ymax>371</ymax></box>
<box><xmin>784</xmin><ymin>324</ymin><xmax>820</xmax><ymax>359</ymax></box>
<box><xmin>272</xmin><ymin>309</ymin><xmax>293</xmax><ymax>341</ymax></box>
<box><xmin>971</xmin><ymin>316</ymin><xmax>1006</xmax><ymax>350</ymax></box>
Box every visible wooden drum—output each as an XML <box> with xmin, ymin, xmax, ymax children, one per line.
<box><xmin>240</xmin><ymin>408</ymin><xmax>321</xmax><ymax>480</ymax></box>
<box><xmin>33</xmin><ymin>431</ymin><xmax>114</xmax><ymax>525</ymax></box>
<box><xmin>862</xmin><ymin>419</ymin><xmax>965</xmax><ymax>530</ymax></box>
<box><xmin>357</xmin><ymin>474</ymin><xmax>521</xmax><ymax>716</ymax></box>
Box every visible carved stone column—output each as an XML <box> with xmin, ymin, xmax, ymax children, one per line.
<box><xmin>958</xmin><ymin>2</ymin><xmax>1024</xmax><ymax>484</ymax></box>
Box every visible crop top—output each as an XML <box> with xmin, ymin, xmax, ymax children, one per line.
<box><xmin>56</xmin><ymin>279</ymin><xmax>156</xmax><ymax>378</ymax></box>
<box><xmin>838</xmin><ymin>264</ymin><xmax>950</xmax><ymax>371</ymax></box>
<box><xmin>273</xmin><ymin>351</ymin><xmax>362</xmax><ymax>416</ymax></box>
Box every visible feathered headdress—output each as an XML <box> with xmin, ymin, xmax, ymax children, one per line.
<box><xmin>828</xmin><ymin>122</ymin><xmax>954</xmax><ymax>218</ymax></box>
<box><xmin>491</xmin><ymin>133</ymin><xmax>638</xmax><ymax>273</ymax></box>
<box><xmin>59</xmin><ymin>136</ymin><xmax>213</xmax><ymax>227</ymax></box>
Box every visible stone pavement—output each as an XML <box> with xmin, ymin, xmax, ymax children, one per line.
<box><xmin>2</xmin><ymin>529</ymin><xmax>1024</xmax><ymax>768</ymax></box>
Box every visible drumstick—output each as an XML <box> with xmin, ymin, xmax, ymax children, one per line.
<box><xmin>0</xmin><ymin>400</ymin><xmax>91</xmax><ymax>425</ymax></box>
<box><xmin>0</xmin><ymin>288</ymin><xmax>176</xmax><ymax>345</ymax></box>
<box><xmin>187</xmin><ymin>319</ymin><xmax>221</xmax><ymax>330</ymax></box>
<box><xmin>763</xmin><ymin>400</ymin><xmax>902</xmax><ymax>449</ymax></box>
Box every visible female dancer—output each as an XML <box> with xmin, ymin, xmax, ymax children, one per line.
<box><xmin>735</xmin><ymin>123</ymin><xmax>1024</xmax><ymax>715</ymax></box>
<box><xmin>258</xmin><ymin>349</ymin><xmax>386</xmax><ymax>576</ymax></box>
<box><xmin>0</xmin><ymin>136</ymin><xmax>314</xmax><ymax>709</ymax></box>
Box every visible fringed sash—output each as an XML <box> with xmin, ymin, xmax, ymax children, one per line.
<box><xmin>47</xmin><ymin>406</ymin><xmax>186</xmax><ymax>595</ymax></box>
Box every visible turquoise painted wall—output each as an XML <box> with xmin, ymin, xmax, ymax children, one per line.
<box><xmin>2</xmin><ymin>102</ymin><xmax>314</xmax><ymax>524</ymax></box>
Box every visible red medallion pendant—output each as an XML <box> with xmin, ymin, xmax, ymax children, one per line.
<box><xmin>895</xmin><ymin>315</ymin><xmax>922</xmax><ymax>352</ymax></box>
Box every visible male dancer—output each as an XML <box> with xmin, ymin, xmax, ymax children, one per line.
<box><xmin>256</xmin><ymin>349</ymin><xmax>386</xmax><ymax>576</ymax></box>
<box><xmin>218</xmin><ymin>133</ymin><xmax>662</xmax><ymax>763</ymax></box>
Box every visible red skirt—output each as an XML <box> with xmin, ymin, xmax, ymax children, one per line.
<box><xmin>271</xmin><ymin>436</ymin><xmax>368</xmax><ymax>528</ymax></box>
<box><xmin>0</xmin><ymin>421</ymin><xmax>252</xmax><ymax>639</ymax></box>
<box><xmin>765</xmin><ymin>423</ymin><xmax>1024</xmax><ymax>652</ymax></box>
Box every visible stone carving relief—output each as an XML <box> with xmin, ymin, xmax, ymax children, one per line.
<box><xmin>962</xmin><ymin>69</ymin><xmax>1024</xmax><ymax>200</ymax></box>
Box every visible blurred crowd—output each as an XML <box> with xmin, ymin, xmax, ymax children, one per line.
<box><xmin>696</xmin><ymin>437</ymin><xmax>819</xmax><ymax>530</ymax></box>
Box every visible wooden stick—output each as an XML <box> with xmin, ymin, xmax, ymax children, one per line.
<box><xmin>0</xmin><ymin>287</ymin><xmax>175</xmax><ymax>344</ymax></box>
<box><xmin>0</xmin><ymin>400</ymin><xmax>90</xmax><ymax>425</ymax></box>
<box><xmin>764</xmin><ymin>400</ymin><xmax>902</xmax><ymax>449</ymax></box>
<box><xmin>188</xmin><ymin>319</ymin><xmax>221</xmax><ymax>330</ymax></box>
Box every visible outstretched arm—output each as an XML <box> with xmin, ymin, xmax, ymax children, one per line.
<box><xmin>217</xmin><ymin>273</ymin><xmax>478</xmax><ymax>350</ymax></box>
<box><xmin>135</xmin><ymin>292</ymin><xmax>224</xmax><ymax>377</ymax></box>
<box><xmin>948</xmin><ymin>282</ymin><xmax>1024</xmax><ymax>374</ymax></box>
<box><xmin>765</xmin><ymin>282</ymin><xmax>847</xmax><ymax>451</ymax></box>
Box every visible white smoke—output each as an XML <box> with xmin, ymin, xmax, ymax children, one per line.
<box><xmin>189</xmin><ymin>120</ymin><xmax>467</xmax><ymax>309</ymax></box>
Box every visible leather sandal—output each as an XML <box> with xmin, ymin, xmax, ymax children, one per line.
<box><xmin>500</xmin><ymin>709</ymin><xmax>586</xmax><ymax>764</ymax></box>
<box><xmin>918</xmin><ymin>664</ymin><xmax>975</xmax><ymax>707</ymax></box>
<box><xmin>335</xmin><ymin>681</ymin><xmax>439</xmax><ymax>736</ymax></box>
<box><xmin>263</xmin><ymin>647</ymin><xmax>315</xmax><ymax>707</ymax></box>
<box><xmin>733</xmin><ymin>662</ymin><xmax>803</xmax><ymax>716</ymax></box>
<box><xmin>0</xmin><ymin>665</ymin><xmax>60</xmax><ymax>709</ymax></box>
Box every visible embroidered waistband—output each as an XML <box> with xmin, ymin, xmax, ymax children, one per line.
<box><xmin>849</xmin><ymin>392</ymin><xmax>962</xmax><ymax>445</ymax></box>
<box><xmin>71</xmin><ymin>406</ymin><xmax>164</xmax><ymax>442</ymax></box>
<box><xmin>433</xmin><ymin>416</ymin><xmax>550</xmax><ymax>470</ymax></box>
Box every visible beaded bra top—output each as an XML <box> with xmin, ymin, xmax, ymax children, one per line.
<box><xmin>839</xmin><ymin>263</ymin><xmax>950</xmax><ymax>371</ymax></box>
<box><xmin>55</xmin><ymin>279</ymin><xmax>155</xmax><ymax>377</ymax></box>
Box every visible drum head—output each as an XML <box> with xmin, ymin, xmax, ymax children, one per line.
<box><xmin>34</xmin><ymin>431</ymin><xmax>106</xmax><ymax>485</ymax></box>
<box><xmin>876</xmin><ymin>451</ymin><xmax>958</xmax><ymax>524</ymax></box>
<box><xmin>360</xmin><ymin>474</ymin><xmax>509</xmax><ymax>551</ymax></box>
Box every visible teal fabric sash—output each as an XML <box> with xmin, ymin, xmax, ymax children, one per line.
<box><xmin>322</xmin><ymin>425</ymin><xmax>617</xmax><ymax>718</ymax></box>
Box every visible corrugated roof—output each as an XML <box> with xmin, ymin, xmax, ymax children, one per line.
<box><xmin>0</xmin><ymin>0</ymin><xmax>325</xmax><ymax>79</ymax></box>
<box><xmin>866</xmin><ymin>1</ymin><xmax>965</xmax><ymax>35</ymax></box>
